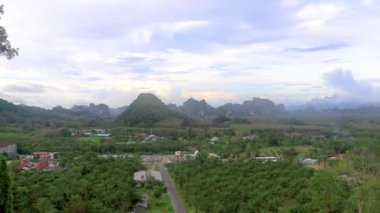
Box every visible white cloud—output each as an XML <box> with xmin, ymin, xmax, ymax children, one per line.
<box><xmin>361</xmin><ymin>0</ymin><xmax>373</xmax><ymax>5</ymax></box>
<box><xmin>296</xmin><ymin>3</ymin><xmax>345</xmax><ymax>28</ymax></box>
<box><xmin>169</xmin><ymin>21</ymin><xmax>210</xmax><ymax>32</ymax></box>
<box><xmin>322</xmin><ymin>69</ymin><xmax>377</xmax><ymax>103</ymax></box>
<box><xmin>282</xmin><ymin>0</ymin><xmax>299</xmax><ymax>7</ymax></box>
<box><xmin>1</xmin><ymin>0</ymin><xmax>380</xmax><ymax>108</ymax></box>
<box><xmin>123</xmin><ymin>20</ymin><xmax>210</xmax><ymax>45</ymax></box>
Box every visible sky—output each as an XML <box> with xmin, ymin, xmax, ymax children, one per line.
<box><xmin>0</xmin><ymin>0</ymin><xmax>379</xmax><ymax>108</ymax></box>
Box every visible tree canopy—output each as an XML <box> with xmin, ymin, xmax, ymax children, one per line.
<box><xmin>0</xmin><ymin>155</ymin><xmax>13</xmax><ymax>213</ymax></box>
<box><xmin>0</xmin><ymin>5</ymin><xmax>18</xmax><ymax>60</ymax></box>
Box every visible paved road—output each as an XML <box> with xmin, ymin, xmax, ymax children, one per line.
<box><xmin>159</xmin><ymin>164</ymin><xmax>187</xmax><ymax>213</ymax></box>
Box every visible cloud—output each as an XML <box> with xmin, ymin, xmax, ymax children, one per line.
<box><xmin>322</xmin><ymin>69</ymin><xmax>375</xmax><ymax>101</ymax></box>
<box><xmin>361</xmin><ymin>0</ymin><xmax>373</xmax><ymax>5</ymax></box>
<box><xmin>85</xmin><ymin>77</ymin><xmax>102</xmax><ymax>81</ymax></box>
<box><xmin>296</xmin><ymin>3</ymin><xmax>345</xmax><ymax>28</ymax></box>
<box><xmin>1</xmin><ymin>0</ymin><xmax>380</xmax><ymax>108</ymax></box>
<box><xmin>3</xmin><ymin>83</ymin><xmax>53</xmax><ymax>93</ymax></box>
<box><xmin>123</xmin><ymin>20</ymin><xmax>210</xmax><ymax>45</ymax></box>
<box><xmin>282</xmin><ymin>0</ymin><xmax>299</xmax><ymax>7</ymax></box>
<box><xmin>286</xmin><ymin>43</ymin><xmax>349</xmax><ymax>52</ymax></box>
<box><xmin>182</xmin><ymin>91</ymin><xmax>237</xmax><ymax>106</ymax></box>
<box><xmin>323</xmin><ymin>58</ymin><xmax>343</xmax><ymax>63</ymax></box>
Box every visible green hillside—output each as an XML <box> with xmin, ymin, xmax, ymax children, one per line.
<box><xmin>117</xmin><ymin>93</ymin><xmax>191</xmax><ymax>127</ymax></box>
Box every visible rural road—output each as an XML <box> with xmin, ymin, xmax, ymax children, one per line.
<box><xmin>159</xmin><ymin>164</ymin><xmax>187</xmax><ymax>213</ymax></box>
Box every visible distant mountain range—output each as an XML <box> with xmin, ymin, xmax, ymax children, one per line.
<box><xmin>168</xmin><ymin>97</ymin><xmax>286</xmax><ymax>118</ymax></box>
<box><xmin>51</xmin><ymin>104</ymin><xmax>127</xmax><ymax>117</ymax></box>
<box><xmin>70</xmin><ymin>103</ymin><xmax>129</xmax><ymax>117</ymax></box>
<box><xmin>2</xmin><ymin>94</ymin><xmax>380</xmax><ymax>127</ymax></box>
<box><xmin>0</xmin><ymin>99</ymin><xmax>83</xmax><ymax>126</ymax></box>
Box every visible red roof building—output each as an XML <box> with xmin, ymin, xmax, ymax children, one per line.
<box><xmin>34</xmin><ymin>162</ymin><xmax>49</xmax><ymax>170</ymax></box>
<box><xmin>15</xmin><ymin>162</ymin><xmax>30</xmax><ymax>171</ymax></box>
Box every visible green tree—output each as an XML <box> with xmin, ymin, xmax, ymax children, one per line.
<box><xmin>0</xmin><ymin>155</ymin><xmax>13</xmax><ymax>213</ymax></box>
<box><xmin>0</xmin><ymin>5</ymin><xmax>18</xmax><ymax>59</ymax></box>
<box><xmin>34</xmin><ymin>197</ymin><xmax>57</xmax><ymax>213</ymax></box>
<box><xmin>295</xmin><ymin>171</ymin><xmax>350</xmax><ymax>212</ymax></box>
<box><xmin>281</xmin><ymin>147</ymin><xmax>298</xmax><ymax>162</ymax></box>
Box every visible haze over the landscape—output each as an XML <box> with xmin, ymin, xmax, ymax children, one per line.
<box><xmin>0</xmin><ymin>0</ymin><xmax>379</xmax><ymax>108</ymax></box>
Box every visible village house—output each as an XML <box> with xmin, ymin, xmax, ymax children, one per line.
<box><xmin>255</xmin><ymin>156</ymin><xmax>277</xmax><ymax>162</ymax></box>
<box><xmin>12</xmin><ymin>151</ymin><xmax>61</xmax><ymax>171</ymax></box>
<box><xmin>15</xmin><ymin>162</ymin><xmax>30</xmax><ymax>171</ymax></box>
<box><xmin>33</xmin><ymin>151</ymin><xmax>56</xmax><ymax>161</ymax></box>
<box><xmin>34</xmin><ymin>162</ymin><xmax>49</xmax><ymax>170</ymax></box>
<box><xmin>210</xmin><ymin>136</ymin><xmax>219</xmax><ymax>144</ymax></box>
<box><xmin>0</xmin><ymin>141</ymin><xmax>17</xmax><ymax>155</ymax></box>
<box><xmin>81</xmin><ymin>128</ymin><xmax>112</xmax><ymax>137</ymax></box>
<box><xmin>302</xmin><ymin>158</ymin><xmax>319</xmax><ymax>165</ymax></box>
<box><xmin>242</xmin><ymin>134</ymin><xmax>260</xmax><ymax>141</ymax></box>
<box><xmin>175</xmin><ymin>150</ymin><xmax>199</xmax><ymax>161</ymax></box>
<box><xmin>144</xmin><ymin>134</ymin><xmax>159</xmax><ymax>142</ymax></box>
<box><xmin>70</xmin><ymin>128</ymin><xmax>79</xmax><ymax>137</ymax></box>
<box><xmin>98</xmin><ymin>154</ymin><xmax>133</xmax><ymax>159</ymax></box>
<box><xmin>19</xmin><ymin>154</ymin><xmax>34</xmax><ymax>161</ymax></box>
<box><xmin>208</xmin><ymin>152</ymin><xmax>221</xmax><ymax>159</ymax></box>
<box><xmin>133</xmin><ymin>170</ymin><xmax>163</xmax><ymax>183</ymax></box>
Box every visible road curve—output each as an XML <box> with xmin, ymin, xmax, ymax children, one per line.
<box><xmin>159</xmin><ymin>164</ymin><xmax>187</xmax><ymax>213</ymax></box>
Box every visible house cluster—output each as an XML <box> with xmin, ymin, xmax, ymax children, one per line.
<box><xmin>0</xmin><ymin>141</ymin><xmax>17</xmax><ymax>155</ymax></box>
<box><xmin>97</xmin><ymin>154</ymin><xmax>133</xmax><ymax>160</ymax></box>
<box><xmin>283</xmin><ymin>132</ymin><xmax>302</xmax><ymax>138</ymax></box>
<box><xmin>175</xmin><ymin>150</ymin><xmax>199</xmax><ymax>161</ymax></box>
<box><xmin>242</xmin><ymin>134</ymin><xmax>260</xmax><ymax>141</ymax></box>
<box><xmin>16</xmin><ymin>151</ymin><xmax>60</xmax><ymax>171</ymax></box>
<box><xmin>71</xmin><ymin>128</ymin><xmax>112</xmax><ymax>138</ymax></box>
<box><xmin>174</xmin><ymin>150</ymin><xmax>222</xmax><ymax>161</ymax></box>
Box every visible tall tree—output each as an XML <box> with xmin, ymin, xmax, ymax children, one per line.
<box><xmin>0</xmin><ymin>5</ymin><xmax>18</xmax><ymax>59</ymax></box>
<box><xmin>0</xmin><ymin>155</ymin><xmax>13</xmax><ymax>213</ymax></box>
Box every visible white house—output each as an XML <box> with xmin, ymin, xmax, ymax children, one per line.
<box><xmin>255</xmin><ymin>157</ymin><xmax>277</xmax><ymax>162</ymax></box>
<box><xmin>133</xmin><ymin>170</ymin><xmax>162</xmax><ymax>182</ymax></box>
<box><xmin>210</xmin><ymin>136</ymin><xmax>219</xmax><ymax>144</ymax></box>
<box><xmin>0</xmin><ymin>141</ymin><xmax>17</xmax><ymax>155</ymax></box>
<box><xmin>302</xmin><ymin>158</ymin><xmax>319</xmax><ymax>165</ymax></box>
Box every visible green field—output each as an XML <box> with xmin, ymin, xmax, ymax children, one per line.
<box><xmin>77</xmin><ymin>136</ymin><xmax>102</xmax><ymax>143</ymax></box>
<box><xmin>147</xmin><ymin>193</ymin><xmax>174</xmax><ymax>213</ymax></box>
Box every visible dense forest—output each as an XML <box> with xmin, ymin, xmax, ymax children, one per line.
<box><xmin>169</xmin><ymin>139</ymin><xmax>380</xmax><ymax>213</ymax></box>
<box><xmin>12</xmin><ymin>153</ymin><xmax>144</xmax><ymax>212</ymax></box>
<box><xmin>169</xmin><ymin>158</ymin><xmax>347</xmax><ymax>212</ymax></box>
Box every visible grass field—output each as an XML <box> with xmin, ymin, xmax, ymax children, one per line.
<box><xmin>147</xmin><ymin>193</ymin><xmax>174</xmax><ymax>213</ymax></box>
<box><xmin>77</xmin><ymin>136</ymin><xmax>102</xmax><ymax>143</ymax></box>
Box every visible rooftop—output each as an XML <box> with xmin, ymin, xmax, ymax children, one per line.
<box><xmin>33</xmin><ymin>152</ymin><xmax>51</xmax><ymax>155</ymax></box>
<box><xmin>0</xmin><ymin>141</ymin><xmax>16</xmax><ymax>148</ymax></box>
